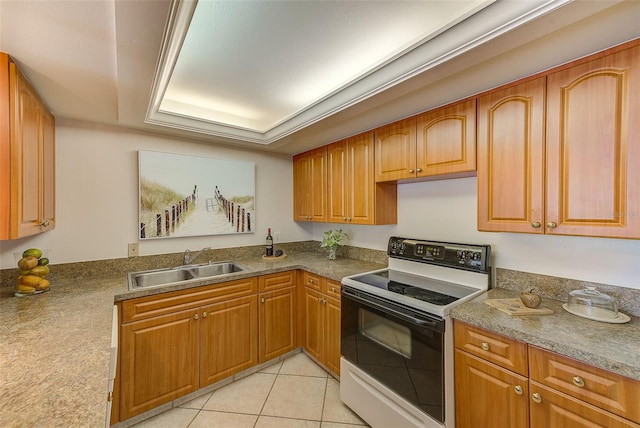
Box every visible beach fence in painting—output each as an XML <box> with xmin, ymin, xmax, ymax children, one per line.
<box><xmin>140</xmin><ymin>186</ymin><xmax>198</xmax><ymax>239</ymax></box>
<box><xmin>140</xmin><ymin>185</ymin><xmax>253</xmax><ymax>239</ymax></box>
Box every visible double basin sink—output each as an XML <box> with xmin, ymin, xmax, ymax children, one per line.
<box><xmin>127</xmin><ymin>261</ymin><xmax>244</xmax><ymax>290</ymax></box>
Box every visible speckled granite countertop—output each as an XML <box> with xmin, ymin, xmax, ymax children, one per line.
<box><xmin>0</xmin><ymin>251</ymin><xmax>385</xmax><ymax>427</ymax></box>
<box><xmin>451</xmin><ymin>288</ymin><xmax>640</xmax><ymax>381</ymax></box>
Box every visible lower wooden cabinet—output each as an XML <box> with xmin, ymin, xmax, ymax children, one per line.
<box><xmin>454</xmin><ymin>321</ymin><xmax>640</xmax><ymax>428</ymax></box>
<box><xmin>120</xmin><ymin>308</ymin><xmax>200</xmax><ymax>420</ymax></box>
<box><xmin>300</xmin><ymin>275</ymin><xmax>342</xmax><ymax>375</ymax></box>
<box><xmin>259</xmin><ymin>286</ymin><xmax>297</xmax><ymax>362</ymax></box>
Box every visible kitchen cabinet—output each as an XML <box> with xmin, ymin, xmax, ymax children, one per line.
<box><xmin>118</xmin><ymin>277</ymin><xmax>258</xmax><ymax>420</ymax></box>
<box><xmin>259</xmin><ymin>271</ymin><xmax>297</xmax><ymax>362</ymax></box>
<box><xmin>327</xmin><ymin>131</ymin><xmax>397</xmax><ymax>224</ymax></box>
<box><xmin>374</xmin><ymin>99</ymin><xmax>476</xmax><ymax>182</ymax></box>
<box><xmin>454</xmin><ymin>321</ymin><xmax>640</xmax><ymax>428</ymax></box>
<box><xmin>293</xmin><ymin>146</ymin><xmax>327</xmax><ymax>222</ymax></box>
<box><xmin>299</xmin><ymin>272</ymin><xmax>341</xmax><ymax>375</ymax></box>
<box><xmin>1</xmin><ymin>52</ymin><xmax>55</xmax><ymax>240</ymax></box>
<box><xmin>478</xmin><ymin>41</ymin><xmax>640</xmax><ymax>238</ymax></box>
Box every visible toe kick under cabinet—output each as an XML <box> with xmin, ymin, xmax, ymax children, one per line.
<box><xmin>454</xmin><ymin>321</ymin><xmax>640</xmax><ymax>428</ymax></box>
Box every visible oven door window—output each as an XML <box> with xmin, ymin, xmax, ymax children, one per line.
<box><xmin>360</xmin><ymin>308</ymin><xmax>411</xmax><ymax>359</ymax></box>
<box><xmin>342</xmin><ymin>289</ymin><xmax>445</xmax><ymax>423</ymax></box>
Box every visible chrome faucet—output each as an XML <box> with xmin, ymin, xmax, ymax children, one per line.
<box><xmin>183</xmin><ymin>247</ymin><xmax>211</xmax><ymax>265</ymax></box>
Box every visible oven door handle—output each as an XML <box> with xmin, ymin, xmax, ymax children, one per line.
<box><xmin>342</xmin><ymin>287</ymin><xmax>443</xmax><ymax>330</ymax></box>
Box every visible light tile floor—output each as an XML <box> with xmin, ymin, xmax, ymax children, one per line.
<box><xmin>132</xmin><ymin>352</ymin><xmax>369</xmax><ymax>428</ymax></box>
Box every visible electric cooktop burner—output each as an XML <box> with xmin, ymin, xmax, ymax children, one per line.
<box><xmin>348</xmin><ymin>269</ymin><xmax>479</xmax><ymax>306</ymax></box>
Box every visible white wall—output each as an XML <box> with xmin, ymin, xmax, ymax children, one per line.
<box><xmin>0</xmin><ymin>122</ymin><xmax>312</xmax><ymax>267</ymax></box>
<box><xmin>313</xmin><ymin>178</ymin><xmax>640</xmax><ymax>289</ymax></box>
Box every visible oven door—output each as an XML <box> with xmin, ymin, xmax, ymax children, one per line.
<box><xmin>341</xmin><ymin>284</ymin><xmax>445</xmax><ymax>423</ymax></box>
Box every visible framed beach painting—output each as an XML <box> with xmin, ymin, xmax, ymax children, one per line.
<box><xmin>138</xmin><ymin>150</ymin><xmax>255</xmax><ymax>239</ymax></box>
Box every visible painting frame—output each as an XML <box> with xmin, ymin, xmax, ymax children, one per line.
<box><xmin>138</xmin><ymin>150</ymin><xmax>255</xmax><ymax>240</ymax></box>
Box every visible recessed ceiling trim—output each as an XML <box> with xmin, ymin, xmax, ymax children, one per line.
<box><xmin>146</xmin><ymin>0</ymin><xmax>572</xmax><ymax>146</ymax></box>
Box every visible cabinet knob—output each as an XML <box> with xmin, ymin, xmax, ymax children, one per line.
<box><xmin>202</xmin><ymin>311</ymin><xmax>207</xmax><ymax>318</ymax></box>
<box><xmin>331</xmin><ymin>287</ymin><xmax>337</xmax><ymax>292</ymax></box>
<box><xmin>481</xmin><ymin>342</ymin><xmax>490</xmax><ymax>351</ymax></box>
<box><xmin>194</xmin><ymin>314</ymin><xmax>199</xmax><ymax>320</ymax></box>
<box><xmin>40</xmin><ymin>220</ymin><xmax>50</xmax><ymax>228</ymax></box>
<box><xmin>309</xmin><ymin>279</ymin><xmax>316</xmax><ymax>284</ymax></box>
<box><xmin>531</xmin><ymin>393</ymin><xmax>542</xmax><ymax>403</ymax></box>
<box><xmin>572</xmin><ymin>376</ymin><xmax>585</xmax><ymax>388</ymax></box>
<box><xmin>546</xmin><ymin>221</ymin><xmax>557</xmax><ymax>229</ymax></box>
<box><xmin>531</xmin><ymin>221</ymin><xmax>541</xmax><ymax>228</ymax></box>
<box><xmin>347</xmin><ymin>217</ymin><xmax>352</xmax><ymax>222</ymax></box>
<box><xmin>514</xmin><ymin>385</ymin><xmax>523</xmax><ymax>395</ymax></box>
<box><xmin>408</xmin><ymin>168</ymin><xmax>415</xmax><ymax>173</ymax></box>
<box><xmin>261</xmin><ymin>298</ymin><xmax>265</xmax><ymax>303</ymax></box>
<box><xmin>416</xmin><ymin>168</ymin><xmax>422</xmax><ymax>173</ymax></box>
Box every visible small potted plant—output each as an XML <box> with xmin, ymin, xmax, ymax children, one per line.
<box><xmin>320</xmin><ymin>229</ymin><xmax>347</xmax><ymax>260</ymax></box>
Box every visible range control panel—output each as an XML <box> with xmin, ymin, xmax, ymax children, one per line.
<box><xmin>388</xmin><ymin>237</ymin><xmax>491</xmax><ymax>273</ymax></box>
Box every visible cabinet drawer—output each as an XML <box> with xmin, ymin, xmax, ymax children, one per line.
<box><xmin>259</xmin><ymin>270</ymin><xmax>296</xmax><ymax>292</ymax></box>
<box><xmin>530</xmin><ymin>381</ymin><xmax>640</xmax><ymax>428</ymax></box>
<box><xmin>454</xmin><ymin>321</ymin><xmax>528</xmax><ymax>376</ymax></box>
<box><xmin>529</xmin><ymin>346</ymin><xmax>640</xmax><ymax>424</ymax></box>
<box><xmin>122</xmin><ymin>277</ymin><xmax>258</xmax><ymax>323</ymax></box>
<box><xmin>323</xmin><ymin>278</ymin><xmax>341</xmax><ymax>299</ymax></box>
<box><xmin>301</xmin><ymin>271</ymin><xmax>323</xmax><ymax>291</ymax></box>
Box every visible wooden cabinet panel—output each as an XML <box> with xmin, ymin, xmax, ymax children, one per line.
<box><xmin>530</xmin><ymin>382</ymin><xmax>640</xmax><ymax>428</ymax></box>
<box><xmin>120</xmin><ymin>308</ymin><xmax>199</xmax><ymax>420</ymax></box>
<box><xmin>259</xmin><ymin>270</ymin><xmax>295</xmax><ymax>292</ymax></box>
<box><xmin>416</xmin><ymin>98</ymin><xmax>476</xmax><ymax>177</ymax></box>
<box><xmin>293</xmin><ymin>146</ymin><xmax>327</xmax><ymax>222</ymax></box>
<box><xmin>200</xmin><ymin>295</ymin><xmax>258</xmax><ymax>386</ymax></box>
<box><xmin>454</xmin><ymin>349</ymin><xmax>529</xmax><ymax>428</ymax></box>
<box><xmin>1</xmin><ymin>53</ymin><xmax>55</xmax><ymax>239</ymax></box>
<box><xmin>546</xmin><ymin>44</ymin><xmax>640</xmax><ymax>238</ymax></box>
<box><xmin>327</xmin><ymin>139</ymin><xmax>348</xmax><ymax>223</ymax></box>
<box><xmin>374</xmin><ymin>117</ymin><xmax>417</xmax><ymax>182</ymax></box>
<box><xmin>454</xmin><ymin>321</ymin><xmax>528</xmax><ymax>376</ymax></box>
<box><xmin>301</xmin><ymin>270</ymin><xmax>322</xmax><ymax>291</ymax></box>
<box><xmin>477</xmin><ymin>77</ymin><xmax>546</xmax><ymax>233</ymax></box>
<box><xmin>259</xmin><ymin>286</ymin><xmax>296</xmax><ymax>362</ymax></box>
<box><xmin>122</xmin><ymin>277</ymin><xmax>257</xmax><ymax>323</ymax></box>
<box><xmin>323</xmin><ymin>278</ymin><xmax>341</xmax><ymax>300</ymax></box>
<box><xmin>324</xmin><ymin>294</ymin><xmax>341</xmax><ymax>375</ymax></box>
<box><xmin>302</xmin><ymin>286</ymin><xmax>323</xmax><ymax>361</ymax></box>
<box><xmin>529</xmin><ymin>346</ymin><xmax>640</xmax><ymax>423</ymax></box>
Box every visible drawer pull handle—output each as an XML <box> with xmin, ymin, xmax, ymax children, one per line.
<box><xmin>514</xmin><ymin>385</ymin><xmax>523</xmax><ymax>395</ymax></box>
<box><xmin>331</xmin><ymin>287</ymin><xmax>337</xmax><ymax>292</ymax></box>
<box><xmin>481</xmin><ymin>342</ymin><xmax>490</xmax><ymax>351</ymax></box>
<box><xmin>572</xmin><ymin>376</ymin><xmax>585</xmax><ymax>388</ymax></box>
<box><xmin>531</xmin><ymin>393</ymin><xmax>542</xmax><ymax>403</ymax></box>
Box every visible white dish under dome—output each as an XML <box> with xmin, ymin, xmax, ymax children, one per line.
<box><xmin>562</xmin><ymin>303</ymin><xmax>631</xmax><ymax>324</ymax></box>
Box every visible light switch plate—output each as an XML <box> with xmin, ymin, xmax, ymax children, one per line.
<box><xmin>128</xmin><ymin>243</ymin><xmax>139</xmax><ymax>257</ymax></box>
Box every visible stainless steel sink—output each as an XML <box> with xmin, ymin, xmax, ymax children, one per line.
<box><xmin>128</xmin><ymin>261</ymin><xmax>244</xmax><ymax>290</ymax></box>
<box><xmin>190</xmin><ymin>262</ymin><xmax>243</xmax><ymax>277</ymax></box>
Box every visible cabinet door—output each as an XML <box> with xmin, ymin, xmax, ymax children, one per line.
<box><xmin>416</xmin><ymin>99</ymin><xmax>476</xmax><ymax>177</ymax></box>
<box><xmin>293</xmin><ymin>147</ymin><xmax>327</xmax><ymax>222</ymax></box>
<box><xmin>301</xmin><ymin>286</ymin><xmax>323</xmax><ymax>361</ymax></box>
<box><xmin>259</xmin><ymin>286</ymin><xmax>296</xmax><ymax>362</ymax></box>
<box><xmin>323</xmin><ymin>294</ymin><xmax>341</xmax><ymax>375</ymax></box>
<box><xmin>200</xmin><ymin>295</ymin><xmax>258</xmax><ymax>387</ymax></box>
<box><xmin>477</xmin><ymin>77</ymin><xmax>546</xmax><ymax>233</ymax></box>
<box><xmin>455</xmin><ymin>350</ymin><xmax>529</xmax><ymax>428</ymax></box>
<box><xmin>120</xmin><ymin>309</ymin><xmax>199</xmax><ymax>420</ymax></box>
<box><xmin>546</xmin><ymin>45</ymin><xmax>640</xmax><ymax>238</ymax></box>
<box><xmin>530</xmin><ymin>382</ymin><xmax>640</xmax><ymax>428</ymax></box>
<box><xmin>40</xmin><ymin>109</ymin><xmax>55</xmax><ymax>231</ymax></box>
<box><xmin>374</xmin><ymin>117</ymin><xmax>416</xmax><ymax>182</ymax></box>
<box><xmin>347</xmin><ymin>131</ymin><xmax>376</xmax><ymax>224</ymax></box>
<box><xmin>327</xmin><ymin>139</ymin><xmax>348</xmax><ymax>223</ymax></box>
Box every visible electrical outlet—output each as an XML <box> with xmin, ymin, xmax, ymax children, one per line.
<box><xmin>275</xmin><ymin>232</ymin><xmax>281</xmax><ymax>242</ymax></box>
<box><xmin>128</xmin><ymin>243</ymin><xmax>139</xmax><ymax>257</ymax></box>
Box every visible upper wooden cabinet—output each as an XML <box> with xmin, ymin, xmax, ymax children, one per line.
<box><xmin>477</xmin><ymin>77</ymin><xmax>546</xmax><ymax>234</ymax></box>
<box><xmin>545</xmin><ymin>44</ymin><xmax>640</xmax><ymax>239</ymax></box>
<box><xmin>0</xmin><ymin>53</ymin><xmax>55</xmax><ymax>240</ymax></box>
<box><xmin>374</xmin><ymin>99</ymin><xmax>476</xmax><ymax>182</ymax></box>
<box><xmin>327</xmin><ymin>131</ymin><xmax>397</xmax><ymax>225</ymax></box>
<box><xmin>293</xmin><ymin>146</ymin><xmax>327</xmax><ymax>222</ymax></box>
<box><xmin>478</xmin><ymin>42</ymin><xmax>640</xmax><ymax>239</ymax></box>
